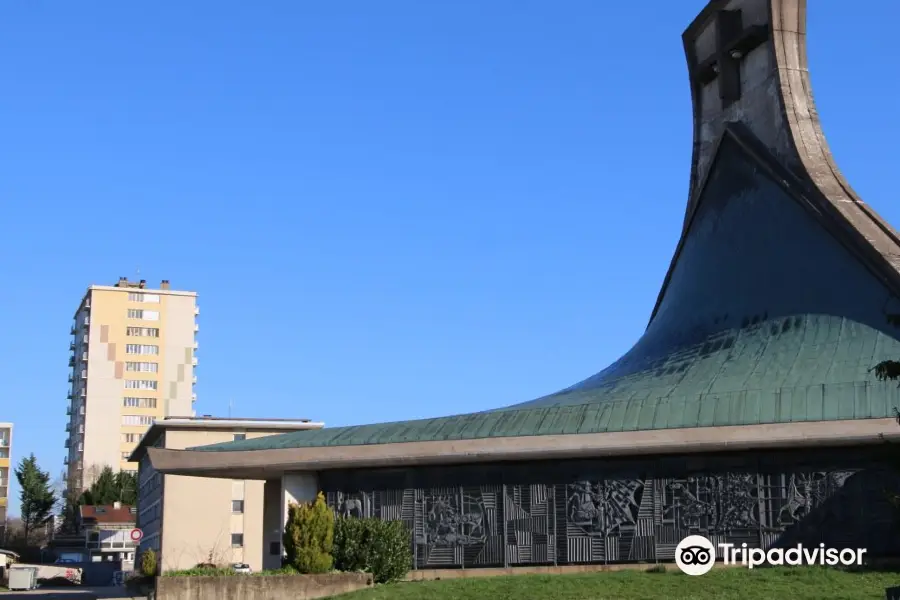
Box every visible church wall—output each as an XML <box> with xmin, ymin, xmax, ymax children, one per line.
<box><xmin>321</xmin><ymin>445</ymin><xmax>900</xmax><ymax>569</ymax></box>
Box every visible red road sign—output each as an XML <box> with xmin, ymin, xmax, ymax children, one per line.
<box><xmin>130</xmin><ymin>528</ymin><xmax>143</xmax><ymax>542</ymax></box>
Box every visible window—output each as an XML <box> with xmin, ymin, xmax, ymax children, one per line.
<box><xmin>269</xmin><ymin>542</ymin><xmax>281</xmax><ymax>556</ymax></box>
<box><xmin>230</xmin><ymin>534</ymin><xmax>243</xmax><ymax>548</ymax></box>
<box><xmin>122</xmin><ymin>452</ymin><xmax>132</xmax><ymax>460</ymax></box>
<box><xmin>233</xmin><ymin>433</ymin><xmax>246</xmax><ymax>441</ymax></box>
<box><xmin>123</xmin><ymin>397</ymin><xmax>157</xmax><ymax>409</ymax></box>
<box><xmin>231</xmin><ymin>500</ymin><xmax>244</xmax><ymax>513</ymax></box>
<box><xmin>126</xmin><ymin>362</ymin><xmax>158</xmax><ymax>373</ymax></box>
<box><xmin>129</xmin><ymin>292</ymin><xmax>160</xmax><ymax>303</ymax></box>
<box><xmin>126</xmin><ymin>327</ymin><xmax>159</xmax><ymax>337</ymax></box>
<box><xmin>127</xmin><ymin>309</ymin><xmax>142</xmax><ymax>318</ymax></box>
<box><xmin>126</xmin><ymin>344</ymin><xmax>159</xmax><ymax>355</ymax></box>
<box><xmin>125</xmin><ymin>380</ymin><xmax>158</xmax><ymax>390</ymax></box>
<box><xmin>122</xmin><ymin>433</ymin><xmax>140</xmax><ymax>443</ymax></box>
<box><xmin>122</xmin><ymin>415</ymin><xmax>154</xmax><ymax>426</ymax></box>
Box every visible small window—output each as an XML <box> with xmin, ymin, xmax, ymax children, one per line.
<box><xmin>231</xmin><ymin>500</ymin><xmax>244</xmax><ymax>513</ymax></box>
<box><xmin>231</xmin><ymin>533</ymin><xmax>243</xmax><ymax>547</ymax></box>
<box><xmin>269</xmin><ymin>542</ymin><xmax>280</xmax><ymax>556</ymax></box>
<box><xmin>233</xmin><ymin>433</ymin><xmax>246</xmax><ymax>441</ymax></box>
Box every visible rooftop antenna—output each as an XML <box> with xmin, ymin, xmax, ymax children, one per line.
<box><xmin>228</xmin><ymin>399</ymin><xmax>233</xmax><ymax>418</ymax></box>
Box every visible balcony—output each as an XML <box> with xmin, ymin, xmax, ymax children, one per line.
<box><xmin>68</xmin><ymin>374</ymin><xmax>73</xmax><ymax>383</ymax></box>
<box><xmin>81</xmin><ymin>352</ymin><xmax>88</xmax><ymax>362</ymax></box>
<box><xmin>70</xmin><ymin>326</ymin><xmax>76</xmax><ymax>335</ymax></box>
<box><xmin>80</xmin><ymin>389</ymin><xmax>86</xmax><ymax>398</ymax></box>
<box><xmin>192</xmin><ymin>393</ymin><xmax>197</xmax><ymax>402</ymax></box>
<box><xmin>79</xmin><ymin>406</ymin><xmax>85</xmax><ymax>416</ymax></box>
<box><xmin>194</xmin><ymin>306</ymin><xmax>200</xmax><ymax>315</ymax></box>
<box><xmin>68</xmin><ymin>356</ymin><xmax>75</xmax><ymax>367</ymax></box>
<box><xmin>83</xmin><ymin>316</ymin><xmax>90</xmax><ymax>326</ymax></box>
<box><xmin>65</xmin><ymin>423</ymin><xmax>71</xmax><ymax>432</ymax></box>
<box><xmin>78</xmin><ymin>425</ymin><xmax>84</xmax><ymax>434</ymax></box>
<box><xmin>64</xmin><ymin>439</ymin><xmax>70</xmax><ymax>448</ymax></box>
<box><xmin>194</xmin><ymin>323</ymin><xmax>199</xmax><ymax>332</ymax></box>
<box><xmin>66</xmin><ymin>406</ymin><xmax>72</xmax><ymax>416</ymax></box>
<box><xmin>192</xmin><ymin>375</ymin><xmax>197</xmax><ymax>385</ymax></box>
<box><xmin>64</xmin><ymin>456</ymin><xmax>69</xmax><ymax>465</ymax></box>
<box><xmin>69</xmin><ymin>342</ymin><xmax>75</xmax><ymax>352</ymax></box>
<box><xmin>67</xmin><ymin>391</ymin><xmax>73</xmax><ymax>400</ymax></box>
<box><xmin>80</xmin><ymin>371</ymin><xmax>87</xmax><ymax>379</ymax></box>
<box><xmin>192</xmin><ymin>357</ymin><xmax>198</xmax><ymax>366</ymax></box>
<box><xmin>193</xmin><ymin>340</ymin><xmax>199</xmax><ymax>349</ymax></box>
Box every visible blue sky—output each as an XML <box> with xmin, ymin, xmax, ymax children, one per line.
<box><xmin>1</xmin><ymin>1</ymin><xmax>898</xmax><ymax>515</ymax></box>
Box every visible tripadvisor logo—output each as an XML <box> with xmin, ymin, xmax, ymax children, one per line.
<box><xmin>674</xmin><ymin>535</ymin><xmax>867</xmax><ymax>576</ymax></box>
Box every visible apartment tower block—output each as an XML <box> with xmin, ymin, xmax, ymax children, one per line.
<box><xmin>0</xmin><ymin>422</ymin><xmax>12</xmax><ymax>539</ymax></box>
<box><xmin>65</xmin><ymin>279</ymin><xmax>198</xmax><ymax>492</ymax></box>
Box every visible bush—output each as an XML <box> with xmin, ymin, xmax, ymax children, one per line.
<box><xmin>283</xmin><ymin>491</ymin><xmax>334</xmax><ymax>574</ymax></box>
<box><xmin>139</xmin><ymin>549</ymin><xmax>158</xmax><ymax>578</ymax></box>
<box><xmin>333</xmin><ymin>516</ymin><xmax>411</xmax><ymax>583</ymax></box>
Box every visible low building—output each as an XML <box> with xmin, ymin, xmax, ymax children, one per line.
<box><xmin>129</xmin><ymin>416</ymin><xmax>323</xmax><ymax>573</ymax></box>
<box><xmin>50</xmin><ymin>503</ymin><xmax>138</xmax><ymax>567</ymax></box>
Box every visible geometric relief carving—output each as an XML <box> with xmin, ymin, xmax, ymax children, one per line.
<box><xmin>322</xmin><ymin>458</ymin><xmax>894</xmax><ymax>570</ymax></box>
<box><xmin>567</xmin><ymin>479</ymin><xmax>643</xmax><ymax>537</ymax></box>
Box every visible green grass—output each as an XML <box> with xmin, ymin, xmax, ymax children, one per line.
<box><xmin>327</xmin><ymin>566</ymin><xmax>900</xmax><ymax>600</ymax></box>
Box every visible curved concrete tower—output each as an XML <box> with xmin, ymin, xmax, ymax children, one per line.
<box><xmin>150</xmin><ymin>0</ymin><xmax>900</xmax><ymax>570</ymax></box>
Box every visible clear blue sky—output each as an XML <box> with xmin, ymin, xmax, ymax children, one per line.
<box><xmin>1</xmin><ymin>2</ymin><xmax>898</xmax><ymax>515</ymax></box>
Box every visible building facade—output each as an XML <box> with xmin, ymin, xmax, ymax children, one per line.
<box><xmin>130</xmin><ymin>417</ymin><xmax>324</xmax><ymax>573</ymax></box>
<box><xmin>65</xmin><ymin>279</ymin><xmax>198</xmax><ymax>493</ymax></box>
<box><xmin>51</xmin><ymin>503</ymin><xmax>138</xmax><ymax>567</ymax></box>
<box><xmin>0</xmin><ymin>423</ymin><xmax>12</xmax><ymax>540</ymax></box>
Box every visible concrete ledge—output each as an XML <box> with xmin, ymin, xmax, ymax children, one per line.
<box><xmin>148</xmin><ymin>418</ymin><xmax>900</xmax><ymax>478</ymax></box>
<box><xmin>155</xmin><ymin>572</ymin><xmax>373</xmax><ymax>600</ymax></box>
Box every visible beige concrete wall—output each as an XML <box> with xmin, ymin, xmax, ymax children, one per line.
<box><xmin>160</xmin><ymin>293</ymin><xmax>196</xmax><ymax>419</ymax></box>
<box><xmin>155</xmin><ymin>573</ymin><xmax>372</xmax><ymax>600</ymax></box>
<box><xmin>82</xmin><ymin>289</ymin><xmax>128</xmax><ymax>484</ymax></box>
<box><xmin>157</xmin><ymin>429</ymin><xmax>272</xmax><ymax>572</ymax></box>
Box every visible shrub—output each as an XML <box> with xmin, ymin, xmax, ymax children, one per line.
<box><xmin>139</xmin><ymin>549</ymin><xmax>158</xmax><ymax>578</ymax></box>
<box><xmin>333</xmin><ymin>516</ymin><xmax>411</xmax><ymax>583</ymax></box>
<box><xmin>283</xmin><ymin>491</ymin><xmax>334</xmax><ymax>574</ymax></box>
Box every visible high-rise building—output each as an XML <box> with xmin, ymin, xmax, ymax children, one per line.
<box><xmin>0</xmin><ymin>422</ymin><xmax>12</xmax><ymax>539</ymax></box>
<box><xmin>65</xmin><ymin>279</ymin><xmax>198</xmax><ymax>492</ymax></box>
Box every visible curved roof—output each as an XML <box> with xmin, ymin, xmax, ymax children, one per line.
<box><xmin>193</xmin><ymin>127</ymin><xmax>900</xmax><ymax>453</ymax></box>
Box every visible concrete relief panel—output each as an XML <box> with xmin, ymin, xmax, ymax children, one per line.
<box><xmin>177</xmin><ymin>364</ymin><xmax>185</xmax><ymax>383</ymax></box>
<box><xmin>115</xmin><ymin>362</ymin><xmax>124</xmax><ymax>380</ymax></box>
<box><xmin>169</xmin><ymin>382</ymin><xmax>177</xmax><ymax>400</ymax></box>
<box><xmin>100</xmin><ymin>325</ymin><xmax>109</xmax><ymax>344</ymax></box>
<box><xmin>184</xmin><ymin>347</ymin><xmax>192</xmax><ymax>363</ymax></box>
<box><xmin>107</xmin><ymin>343</ymin><xmax>116</xmax><ymax>361</ymax></box>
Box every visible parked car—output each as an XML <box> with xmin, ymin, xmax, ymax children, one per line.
<box><xmin>231</xmin><ymin>563</ymin><xmax>252</xmax><ymax>574</ymax></box>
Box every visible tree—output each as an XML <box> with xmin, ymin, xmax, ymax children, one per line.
<box><xmin>77</xmin><ymin>466</ymin><xmax>137</xmax><ymax>506</ymax></box>
<box><xmin>14</xmin><ymin>454</ymin><xmax>56</xmax><ymax>545</ymax></box>
<box><xmin>283</xmin><ymin>492</ymin><xmax>334</xmax><ymax>574</ymax></box>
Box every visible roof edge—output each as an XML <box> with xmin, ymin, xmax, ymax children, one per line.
<box><xmin>147</xmin><ymin>417</ymin><xmax>900</xmax><ymax>478</ymax></box>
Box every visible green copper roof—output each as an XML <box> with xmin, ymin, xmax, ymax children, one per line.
<box><xmin>192</xmin><ymin>131</ymin><xmax>900</xmax><ymax>453</ymax></box>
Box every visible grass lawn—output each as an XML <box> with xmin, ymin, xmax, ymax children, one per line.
<box><xmin>330</xmin><ymin>566</ymin><xmax>900</xmax><ymax>600</ymax></box>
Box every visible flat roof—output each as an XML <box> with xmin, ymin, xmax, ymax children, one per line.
<box><xmin>128</xmin><ymin>416</ymin><xmax>324</xmax><ymax>463</ymax></box>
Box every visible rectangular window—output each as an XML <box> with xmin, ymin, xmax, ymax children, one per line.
<box><xmin>123</xmin><ymin>397</ymin><xmax>157</xmax><ymax>409</ymax></box>
<box><xmin>124</xmin><ymin>380</ymin><xmax>158</xmax><ymax>390</ymax></box>
<box><xmin>231</xmin><ymin>500</ymin><xmax>244</xmax><ymax>513</ymax></box>
<box><xmin>122</xmin><ymin>433</ymin><xmax>140</xmax><ymax>443</ymax></box>
<box><xmin>233</xmin><ymin>433</ymin><xmax>246</xmax><ymax>441</ymax></box>
<box><xmin>126</xmin><ymin>344</ymin><xmax>159</xmax><ymax>355</ymax></box>
<box><xmin>125</xmin><ymin>362</ymin><xmax>158</xmax><ymax>373</ymax></box>
<box><xmin>126</xmin><ymin>327</ymin><xmax>159</xmax><ymax>337</ymax></box>
<box><xmin>127</xmin><ymin>309</ymin><xmax>143</xmax><ymax>319</ymax></box>
<box><xmin>230</xmin><ymin>534</ymin><xmax>243</xmax><ymax>548</ymax></box>
<box><xmin>128</xmin><ymin>292</ymin><xmax>160</xmax><ymax>303</ymax></box>
<box><xmin>122</xmin><ymin>415</ymin><xmax>154</xmax><ymax>426</ymax></box>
